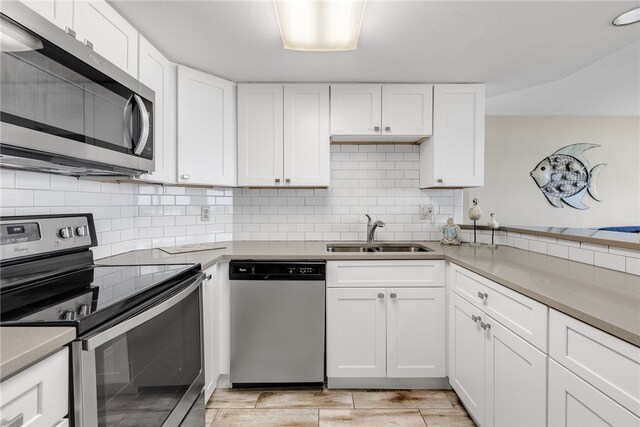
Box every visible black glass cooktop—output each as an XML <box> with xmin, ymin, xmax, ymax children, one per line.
<box><xmin>0</xmin><ymin>263</ymin><xmax>199</xmax><ymax>334</ymax></box>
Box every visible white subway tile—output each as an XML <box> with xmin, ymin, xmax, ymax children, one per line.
<box><xmin>15</xmin><ymin>171</ymin><xmax>50</xmax><ymax>190</ymax></box>
<box><xmin>569</xmin><ymin>247</ymin><xmax>595</xmax><ymax>265</ymax></box>
<box><xmin>594</xmin><ymin>252</ymin><xmax>626</xmax><ymax>272</ymax></box>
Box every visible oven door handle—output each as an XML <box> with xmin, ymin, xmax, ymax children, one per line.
<box><xmin>82</xmin><ymin>273</ymin><xmax>203</xmax><ymax>351</ymax></box>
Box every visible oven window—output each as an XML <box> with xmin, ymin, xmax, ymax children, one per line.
<box><xmin>93</xmin><ymin>288</ymin><xmax>201</xmax><ymax>427</ymax></box>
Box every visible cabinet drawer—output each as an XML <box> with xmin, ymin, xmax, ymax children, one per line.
<box><xmin>0</xmin><ymin>348</ymin><xmax>68</xmax><ymax>427</ymax></box>
<box><xmin>327</xmin><ymin>261</ymin><xmax>444</xmax><ymax>288</ymax></box>
<box><xmin>548</xmin><ymin>359</ymin><xmax>639</xmax><ymax>427</ymax></box>
<box><xmin>549</xmin><ymin>309</ymin><xmax>640</xmax><ymax>417</ymax></box>
<box><xmin>449</xmin><ymin>263</ymin><xmax>548</xmax><ymax>352</ymax></box>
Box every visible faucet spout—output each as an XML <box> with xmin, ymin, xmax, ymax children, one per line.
<box><xmin>365</xmin><ymin>215</ymin><xmax>385</xmax><ymax>243</ymax></box>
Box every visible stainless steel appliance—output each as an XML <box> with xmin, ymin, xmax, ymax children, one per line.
<box><xmin>0</xmin><ymin>2</ymin><xmax>154</xmax><ymax>177</ymax></box>
<box><xmin>229</xmin><ymin>260</ymin><xmax>326</xmax><ymax>386</ymax></box>
<box><xmin>0</xmin><ymin>214</ymin><xmax>204</xmax><ymax>426</ymax></box>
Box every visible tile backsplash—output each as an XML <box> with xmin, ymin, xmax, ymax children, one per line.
<box><xmin>232</xmin><ymin>145</ymin><xmax>463</xmax><ymax>241</ymax></box>
<box><xmin>0</xmin><ymin>169</ymin><xmax>233</xmax><ymax>259</ymax></box>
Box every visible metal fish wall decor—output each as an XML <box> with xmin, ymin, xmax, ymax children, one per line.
<box><xmin>530</xmin><ymin>144</ymin><xmax>606</xmax><ymax>210</ymax></box>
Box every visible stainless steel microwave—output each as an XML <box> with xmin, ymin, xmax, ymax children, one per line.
<box><xmin>0</xmin><ymin>2</ymin><xmax>154</xmax><ymax>177</ymax></box>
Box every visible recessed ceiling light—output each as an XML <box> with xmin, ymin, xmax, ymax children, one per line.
<box><xmin>612</xmin><ymin>7</ymin><xmax>640</xmax><ymax>26</ymax></box>
<box><xmin>273</xmin><ymin>0</ymin><xmax>366</xmax><ymax>51</ymax></box>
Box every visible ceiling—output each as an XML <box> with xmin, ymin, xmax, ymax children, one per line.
<box><xmin>109</xmin><ymin>0</ymin><xmax>640</xmax><ymax>113</ymax></box>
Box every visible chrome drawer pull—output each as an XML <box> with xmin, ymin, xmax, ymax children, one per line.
<box><xmin>471</xmin><ymin>314</ymin><xmax>481</xmax><ymax>323</ymax></box>
<box><xmin>377</xmin><ymin>293</ymin><xmax>384</xmax><ymax>299</ymax></box>
<box><xmin>477</xmin><ymin>291</ymin><xmax>488</xmax><ymax>301</ymax></box>
<box><xmin>480</xmin><ymin>321</ymin><xmax>491</xmax><ymax>331</ymax></box>
<box><xmin>390</xmin><ymin>292</ymin><xmax>397</xmax><ymax>299</ymax></box>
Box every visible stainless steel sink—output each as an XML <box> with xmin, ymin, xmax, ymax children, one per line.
<box><xmin>326</xmin><ymin>243</ymin><xmax>433</xmax><ymax>253</ymax></box>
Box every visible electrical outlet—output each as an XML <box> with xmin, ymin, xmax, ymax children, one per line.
<box><xmin>201</xmin><ymin>206</ymin><xmax>210</xmax><ymax>222</ymax></box>
<box><xmin>420</xmin><ymin>205</ymin><xmax>435</xmax><ymax>222</ymax></box>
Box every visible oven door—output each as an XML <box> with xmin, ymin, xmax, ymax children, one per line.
<box><xmin>0</xmin><ymin>3</ymin><xmax>154</xmax><ymax>175</ymax></box>
<box><xmin>72</xmin><ymin>274</ymin><xmax>204</xmax><ymax>427</ymax></box>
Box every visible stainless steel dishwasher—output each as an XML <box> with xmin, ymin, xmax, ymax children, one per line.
<box><xmin>229</xmin><ymin>260</ymin><xmax>326</xmax><ymax>386</ymax></box>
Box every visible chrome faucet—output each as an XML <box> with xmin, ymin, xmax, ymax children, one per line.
<box><xmin>365</xmin><ymin>214</ymin><xmax>385</xmax><ymax>243</ymax></box>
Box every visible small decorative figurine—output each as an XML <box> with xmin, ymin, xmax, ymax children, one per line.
<box><xmin>468</xmin><ymin>198</ymin><xmax>482</xmax><ymax>247</ymax></box>
<box><xmin>486</xmin><ymin>213</ymin><xmax>499</xmax><ymax>249</ymax></box>
<box><xmin>441</xmin><ymin>218</ymin><xmax>461</xmax><ymax>246</ymax></box>
<box><xmin>530</xmin><ymin>143</ymin><xmax>606</xmax><ymax>210</ymax></box>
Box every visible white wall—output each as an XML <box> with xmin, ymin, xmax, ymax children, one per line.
<box><xmin>465</xmin><ymin>116</ymin><xmax>640</xmax><ymax>228</ymax></box>
<box><xmin>233</xmin><ymin>144</ymin><xmax>463</xmax><ymax>241</ymax></box>
<box><xmin>0</xmin><ymin>170</ymin><xmax>233</xmax><ymax>259</ymax></box>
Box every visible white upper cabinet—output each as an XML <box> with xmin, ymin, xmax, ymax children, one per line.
<box><xmin>177</xmin><ymin>65</ymin><xmax>237</xmax><ymax>186</ymax></box>
<box><xmin>137</xmin><ymin>37</ymin><xmax>175</xmax><ymax>184</ymax></box>
<box><xmin>382</xmin><ymin>84</ymin><xmax>433</xmax><ymax>136</ymax></box>
<box><xmin>420</xmin><ymin>84</ymin><xmax>485</xmax><ymax>188</ymax></box>
<box><xmin>19</xmin><ymin>0</ymin><xmax>73</xmax><ymax>30</ymax></box>
<box><xmin>73</xmin><ymin>0</ymin><xmax>138</xmax><ymax>76</ymax></box>
<box><xmin>238</xmin><ymin>84</ymin><xmax>284</xmax><ymax>187</ymax></box>
<box><xmin>330</xmin><ymin>84</ymin><xmax>381</xmax><ymax>136</ymax></box>
<box><xmin>330</xmin><ymin>84</ymin><xmax>433</xmax><ymax>143</ymax></box>
<box><xmin>238</xmin><ymin>83</ymin><xmax>330</xmax><ymax>187</ymax></box>
<box><xmin>284</xmin><ymin>84</ymin><xmax>330</xmax><ymax>187</ymax></box>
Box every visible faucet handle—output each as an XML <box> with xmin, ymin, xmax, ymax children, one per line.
<box><xmin>365</xmin><ymin>214</ymin><xmax>372</xmax><ymax>225</ymax></box>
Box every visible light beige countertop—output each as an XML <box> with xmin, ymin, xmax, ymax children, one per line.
<box><xmin>0</xmin><ymin>326</ymin><xmax>75</xmax><ymax>380</ymax></box>
<box><xmin>99</xmin><ymin>241</ymin><xmax>640</xmax><ymax>347</ymax></box>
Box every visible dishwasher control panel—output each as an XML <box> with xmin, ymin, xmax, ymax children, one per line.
<box><xmin>229</xmin><ymin>261</ymin><xmax>326</xmax><ymax>280</ymax></box>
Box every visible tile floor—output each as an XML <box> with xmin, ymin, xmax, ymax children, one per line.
<box><xmin>205</xmin><ymin>388</ymin><xmax>475</xmax><ymax>426</ymax></box>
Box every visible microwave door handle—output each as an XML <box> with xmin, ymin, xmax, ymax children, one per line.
<box><xmin>123</xmin><ymin>94</ymin><xmax>134</xmax><ymax>147</ymax></box>
<box><xmin>81</xmin><ymin>273</ymin><xmax>204</xmax><ymax>351</ymax></box>
<box><xmin>132</xmin><ymin>94</ymin><xmax>150</xmax><ymax>156</ymax></box>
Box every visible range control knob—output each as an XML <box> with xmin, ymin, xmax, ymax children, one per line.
<box><xmin>59</xmin><ymin>227</ymin><xmax>72</xmax><ymax>239</ymax></box>
<box><xmin>62</xmin><ymin>310</ymin><xmax>76</xmax><ymax>321</ymax></box>
<box><xmin>76</xmin><ymin>226</ymin><xmax>87</xmax><ymax>237</ymax></box>
<box><xmin>78</xmin><ymin>304</ymin><xmax>89</xmax><ymax>316</ymax></box>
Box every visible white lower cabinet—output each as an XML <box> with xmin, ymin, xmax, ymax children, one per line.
<box><xmin>202</xmin><ymin>265</ymin><xmax>220</xmax><ymax>401</ymax></box>
<box><xmin>326</xmin><ymin>260</ymin><xmax>445</xmax><ymax>382</ymax></box>
<box><xmin>548</xmin><ymin>359</ymin><xmax>639</xmax><ymax>427</ymax></box>
<box><xmin>0</xmin><ymin>348</ymin><xmax>69</xmax><ymax>427</ymax></box>
<box><xmin>326</xmin><ymin>287</ymin><xmax>387</xmax><ymax>378</ymax></box>
<box><xmin>448</xmin><ymin>266</ymin><xmax>547</xmax><ymax>427</ymax></box>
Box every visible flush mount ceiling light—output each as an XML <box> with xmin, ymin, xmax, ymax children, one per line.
<box><xmin>274</xmin><ymin>0</ymin><xmax>366</xmax><ymax>51</ymax></box>
<box><xmin>612</xmin><ymin>7</ymin><xmax>640</xmax><ymax>26</ymax></box>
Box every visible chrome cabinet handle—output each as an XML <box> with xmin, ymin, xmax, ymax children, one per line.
<box><xmin>181</xmin><ymin>174</ymin><xmax>190</xmax><ymax>180</ymax></box>
<box><xmin>133</xmin><ymin>94</ymin><xmax>150</xmax><ymax>156</ymax></box>
<box><xmin>437</xmin><ymin>179</ymin><xmax>444</xmax><ymax>183</ymax></box>
<box><xmin>390</xmin><ymin>292</ymin><xmax>397</xmax><ymax>299</ymax></box>
<box><xmin>385</xmin><ymin>126</ymin><xmax>391</xmax><ymax>131</ymax></box>
<box><xmin>471</xmin><ymin>314</ymin><xmax>481</xmax><ymax>323</ymax></box>
<box><xmin>374</xmin><ymin>126</ymin><xmax>380</xmax><ymax>131</ymax></box>
<box><xmin>285</xmin><ymin>178</ymin><xmax>291</xmax><ymax>183</ymax></box>
<box><xmin>477</xmin><ymin>291</ymin><xmax>488</xmax><ymax>301</ymax></box>
<box><xmin>275</xmin><ymin>178</ymin><xmax>281</xmax><ymax>183</ymax></box>
<box><xmin>480</xmin><ymin>321</ymin><xmax>491</xmax><ymax>331</ymax></box>
<box><xmin>206</xmin><ymin>274</ymin><xmax>212</xmax><ymax>281</ymax></box>
<box><xmin>1</xmin><ymin>413</ymin><xmax>23</xmax><ymax>427</ymax></box>
<box><xmin>377</xmin><ymin>293</ymin><xmax>385</xmax><ymax>299</ymax></box>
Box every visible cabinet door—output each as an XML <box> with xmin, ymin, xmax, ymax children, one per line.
<box><xmin>19</xmin><ymin>0</ymin><xmax>73</xmax><ymax>30</ymax></box>
<box><xmin>177</xmin><ymin>66</ymin><xmax>237</xmax><ymax>186</ymax></box>
<box><xmin>327</xmin><ymin>288</ymin><xmax>386</xmax><ymax>378</ymax></box>
<box><xmin>203</xmin><ymin>266</ymin><xmax>220</xmax><ymax>401</ymax></box>
<box><xmin>387</xmin><ymin>287</ymin><xmax>445</xmax><ymax>378</ymax></box>
<box><xmin>237</xmin><ymin>84</ymin><xmax>284</xmax><ymax>187</ymax></box>
<box><xmin>382</xmin><ymin>84</ymin><xmax>433</xmax><ymax>136</ymax></box>
<box><xmin>283</xmin><ymin>84</ymin><xmax>330</xmax><ymax>187</ymax></box>
<box><xmin>548</xmin><ymin>359</ymin><xmax>639</xmax><ymax>427</ymax></box>
<box><xmin>73</xmin><ymin>0</ymin><xmax>138</xmax><ymax>76</ymax></box>
<box><xmin>137</xmin><ymin>37</ymin><xmax>175</xmax><ymax>184</ymax></box>
<box><xmin>449</xmin><ymin>290</ymin><xmax>484</xmax><ymax>425</ymax></box>
<box><xmin>484</xmin><ymin>315</ymin><xmax>547</xmax><ymax>427</ymax></box>
<box><xmin>330</xmin><ymin>84</ymin><xmax>381</xmax><ymax>135</ymax></box>
<box><xmin>420</xmin><ymin>84</ymin><xmax>485</xmax><ymax>188</ymax></box>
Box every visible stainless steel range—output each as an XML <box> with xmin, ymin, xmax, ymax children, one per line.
<box><xmin>0</xmin><ymin>214</ymin><xmax>205</xmax><ymax>426</ymax></box>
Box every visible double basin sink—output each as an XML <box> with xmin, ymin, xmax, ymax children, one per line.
<box><xmin>326</xmin><ymin>243</ymin><xmax>433</xmax><ymax>253</ymax></box>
